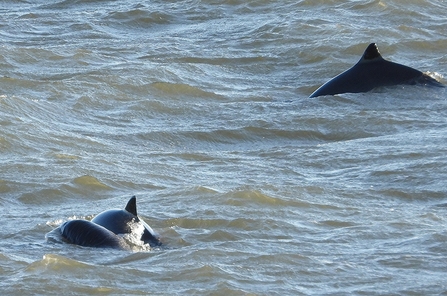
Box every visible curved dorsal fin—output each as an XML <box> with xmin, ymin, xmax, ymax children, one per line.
<box><xmin>125</xmin><ymin>196</ymin><xmax>137</xmax><ymax>216</ymax></box>
<box><xmin>362</xmin><ymin>43</ymin><xmax>382</xmax><ymax>60</ymax></box>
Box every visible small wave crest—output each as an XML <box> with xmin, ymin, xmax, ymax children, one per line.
<box><xmin>105</xmin><ymin>8</ymin><xmax>171</xmax><ymax>28</ymax></box>
<box><xmin>26</xmin><ymin>254</ymin><xmax>91</xmax><ymax>272</ymax></box>
<box><xmin>150</xmin><ymin>82</ymin><xmax>224</xmax><ymax>99</ymax></box>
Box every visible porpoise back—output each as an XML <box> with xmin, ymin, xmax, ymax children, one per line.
<box><xmin>60</xmin><ymin>220</ymin><xmax>129</xmax><ymax>250</ymax></box>
<box><xmin>92</xmin><ymin>196</ymin><xmax>161</xmax><ymax>247</ymax></box>
<box><xmin>310</xmin><ymin>43</ymin><xmax>444</xmax><ymax>97</ymax></box>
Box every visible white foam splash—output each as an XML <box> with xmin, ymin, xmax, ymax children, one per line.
<box><xmin>425</xmin><ymin>71</ymin><xmax>444</xmax><ymax>81</ymax></box>
<box><xmin>120</xmin><ymin>219</ymin><xmax>152</xmax><ymax>252</ymax></box>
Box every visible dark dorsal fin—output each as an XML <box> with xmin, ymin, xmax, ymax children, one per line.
<box><xmin>125</xmin><ymin>196</ymin><xmax>137</xmax><ymax>216</ymax></box>
<box><xmin>362</xmin><ymin>43</ymin><xmax>382</xmax><ymax>60</ymax></box>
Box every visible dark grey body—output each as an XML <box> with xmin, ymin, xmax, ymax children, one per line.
<box><xmin>60</xmin><ymin>220</ymin><xmax>129</xmax><ymax>250</ymax></box>
<box><xmin>310</xmin><ymin>43</ymin><xmax>444</xmax><ymax>98</ymax></box>
<box><xmin>92</xmin><ymin>196</ymin><xmax>161</xmax><ymax>247</ymax></box>
<box><xmin>59</xmin><ymin>196</ymin><xmax>161</xmax><ymax>249</ymax></box>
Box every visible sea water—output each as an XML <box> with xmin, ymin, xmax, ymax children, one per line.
<box><xmin>1</xmin><ymin>0</ymin><xmax>447</xmax><ymax>295</ymax></box>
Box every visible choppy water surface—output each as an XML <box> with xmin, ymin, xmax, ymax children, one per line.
<box><xmin>1</xmin><ymin>0</ymin><xmax>447</xmax><ymax>295</ymax></box>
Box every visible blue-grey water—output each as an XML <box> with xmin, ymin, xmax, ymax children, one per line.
<box><xmin>1</xmin><ymin>0</ymin><xmax>447</xmax><ymax>295</ymax></box>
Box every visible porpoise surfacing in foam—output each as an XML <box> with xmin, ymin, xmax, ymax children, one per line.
<box><xmin>56</xmin><ymin>196</ymin><xmax>161</xmax><ymax>250</ymax></box>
